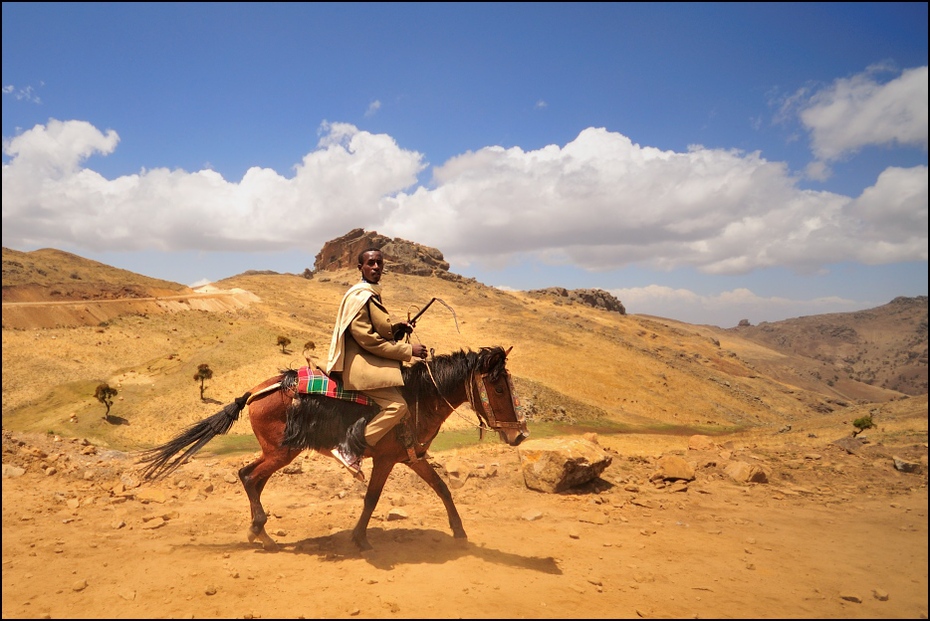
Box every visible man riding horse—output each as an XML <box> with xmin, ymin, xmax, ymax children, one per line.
<box><xmin>325</xmin><ymin>247</ymin><xmax>428</xmax><ymax>480</ymax></box>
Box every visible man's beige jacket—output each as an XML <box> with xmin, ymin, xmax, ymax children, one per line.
<box><xmin>325</xmin><ymin>281</ymin><xmax>413</xmax><ymax>391</ymax></box>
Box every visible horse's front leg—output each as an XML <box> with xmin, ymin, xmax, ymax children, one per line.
<box><xmin>351</xmin><ymin>457</ymin><xmax>395</xmax><ymax>552</ymax></box>
<box><xmin>405</xmin><ymin>458</ymin><xmax>467</xmax><ymax>542</ymax></box>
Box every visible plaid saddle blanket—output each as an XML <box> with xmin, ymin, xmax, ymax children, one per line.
<box><xmin>296</xmin><ymin>367</ymin><xmax>374</xmax><ymax>406</ymax></box>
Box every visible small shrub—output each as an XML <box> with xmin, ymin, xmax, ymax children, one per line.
<box><xmin>852</xmin><ymin>414</ymin><xmax>875</xmax><ymax>437</ymax></box>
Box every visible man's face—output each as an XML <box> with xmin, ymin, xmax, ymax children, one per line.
<box><xmin>358</xmin><ymin>251</ymin><xmax>384</xmax><ymax>283</ymax></box>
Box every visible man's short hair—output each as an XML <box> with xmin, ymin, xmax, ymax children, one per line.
<box><xmin>357</xmin><ymin>247</ymin><xmax>383</xmax><ymax>265</ymax></box>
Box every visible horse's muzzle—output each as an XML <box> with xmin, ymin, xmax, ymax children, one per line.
<box><xmin>504</xmin><ymin>430</ymin><xmax>530</xmax><ymax>447</ymax></box>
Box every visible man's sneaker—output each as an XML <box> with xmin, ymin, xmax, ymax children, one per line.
<box><xmin>331</xmin><ymin>446</ymin><xmax>365</xmax><ymax>482</ymax></box>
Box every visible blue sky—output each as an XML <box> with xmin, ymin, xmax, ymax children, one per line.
<box><xmin>2</xmin><ymin>3</ymin><xmax>927</xmax><ymax>328</ymax></box>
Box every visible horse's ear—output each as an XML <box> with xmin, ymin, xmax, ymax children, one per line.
<box><xmin>504</xmin><ymin>346</ymin><xmax>513</xmax><ymax>357</ymax></box>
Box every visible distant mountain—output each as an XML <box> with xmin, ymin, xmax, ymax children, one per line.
<box><xmin>2</xmin><ymin>247</ymin><xmax>212</xmax><ymax>330</ymax></box>
<box><xmin>2</xmin><ymin>247</ymin><xmax>191</xmax><ymax>301</ymax></box>
<box><xmin>729</xmin><ymin>296</ymin><xmax>928</xmax><ymax>396</ymax></box>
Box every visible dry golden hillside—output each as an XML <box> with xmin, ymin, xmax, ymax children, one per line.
<box><xmin>1</xmin><ymin>245</ymin><xmax>922</xmax><ymax>453</ymax></box>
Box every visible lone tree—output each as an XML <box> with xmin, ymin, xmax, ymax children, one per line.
<box><xmin>277</xmin><ymin>335</ymin><xmax>291</xmax><ymax>353</ymax></box>
<box><xmin>94</xmin><ymin>383</ymin><xmax>118</xmax><ymax>420</ymax></box>
<box><xmin>852</xmin><ymin>413</ymin><xmax>876</xmax><ymax>437</ymax></box>
<box><xmin>193</xmin><ymin>363</ymin><xmax>213</xmax><ymax>400</ymax></box>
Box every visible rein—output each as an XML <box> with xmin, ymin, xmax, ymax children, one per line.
<box><xmin>423</xmin><ymin>360</ymin><xmax>494</xmax><ymax>434</ymax></box>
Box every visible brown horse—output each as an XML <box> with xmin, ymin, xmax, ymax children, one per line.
<box><xmin>137</xmin><ymin>346</ymin><xmax>528</xmax><ymax>551</ymax></box>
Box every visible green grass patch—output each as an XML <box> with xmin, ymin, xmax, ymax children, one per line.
<box><xmin>428</xmin><ymin>417</ymin><xmax>746</xmax><ymax>452</ymax></box>
<box><xmin>199</xmin><ymin>433</ymin><xmax>261</xmax><ymax>456</ymax></box>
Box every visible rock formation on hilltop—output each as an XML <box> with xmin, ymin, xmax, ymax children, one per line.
<box><xmin>312</xmin><ymin>228</ymin><xmax>464</xmax><ymax>281</ymax></box>
<box><xmin>525</xmin><ymin>287</ymin><xmax>626</xmax><ymax>314</ymax></box>
<box><xmin>311</xmin><ymin>230</ymin><xmax>627</xmax><ymax>314</ymax></box>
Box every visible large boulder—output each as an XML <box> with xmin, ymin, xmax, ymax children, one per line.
<box><xmin>517</xmin><ymin>437</ymin><xmax>612</xmax><ymax>493</ymax></box>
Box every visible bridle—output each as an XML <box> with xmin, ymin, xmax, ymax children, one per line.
<box><xmin>468</xmin><ymin>369</ymin><xmax>526</xmax><ymax>436</ymax></box>
<box><xmin>420</xmin><ymin>356</ymin><xmax>525</xmax><ymax>437</ymax></box>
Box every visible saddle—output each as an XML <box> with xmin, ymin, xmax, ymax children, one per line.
<box><xmin>294</xmin><ymin>367</ymin><xmax>374</xmax><ymax>405</ymax></box>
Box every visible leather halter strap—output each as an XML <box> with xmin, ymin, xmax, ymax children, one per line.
<box><xmin>473</xmin><ymin>371</ymin><xmax>525</xmax><ymax>430</ymax></box>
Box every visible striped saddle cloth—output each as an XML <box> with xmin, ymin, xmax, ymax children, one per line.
<box><xmin>296</xmin><ymin>367</ymin><xmax>374</xmax><ymax>406</ymax></box>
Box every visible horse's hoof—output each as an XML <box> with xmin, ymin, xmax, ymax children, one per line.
<box><xmin>248</xmin><ymin>529</ymin><xmax>278</xmax><ymax>551</ymax></box>
<box><xmin>262</xmin><ymin>539</ymin><xmax>280</xmax><ymax>552</ymax></box>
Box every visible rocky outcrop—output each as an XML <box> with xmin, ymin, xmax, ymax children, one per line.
<box><xmin>313</xmin><ymin>229</ymin><xmax>458</xmax><ymax>279</ymax></box>
<box><xmin>526</xmin><ymin>287</ymin><xmax>626</xmax><ymax>314</ymax></box>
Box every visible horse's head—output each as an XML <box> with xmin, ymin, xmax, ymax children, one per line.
<box><xmin>469</xmin><ymin>346</ymin><xmax>529</xmax><ymax>446</ymax></box>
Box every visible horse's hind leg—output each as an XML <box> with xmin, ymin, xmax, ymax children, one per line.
<box><xmin>351</xmin><ymin>458</ymin><xmax>395</xmax><ymax>552</ymax></box>
<box><xmin>238</xmin><ymin>446</ymin><xmax>300</xmax><ymax>551</ymax></box>
<box><xmin>405</xmin><ymin>459</ymin><xmax>467</xmax><ymax>542</ymax></box>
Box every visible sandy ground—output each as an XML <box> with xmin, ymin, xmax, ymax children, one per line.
<box><xmin>2</xmin><ymin>414</ymin><xmax>927</xmax><ymax>620</ymax></box>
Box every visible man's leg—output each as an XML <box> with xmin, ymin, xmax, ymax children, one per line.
<box><xmin>363</xmin><ymin>386</ymin><xmax>409</xmax><ymax>447</ymax></box>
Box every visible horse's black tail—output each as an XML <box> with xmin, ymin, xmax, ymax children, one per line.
<box><xmin>136</xmin><ymin>391</ymin><xmax>252</xmax><ymax>480</ymax></box>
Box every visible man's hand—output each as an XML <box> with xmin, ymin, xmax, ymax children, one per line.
<box><xmin>411</xmin><ymin>343</ymin><xmax>428</xmax><ymax>359</ymax></box>
<box><xmin>392</xmin><ymin>322</ymin><xmax>413</xmax><ymax>342</ymax></box>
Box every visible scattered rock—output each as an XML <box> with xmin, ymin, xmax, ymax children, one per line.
<box><xmin>892</xmin><ymin>456</ymin><xmax>922</xmax><ymax>474</ymax></box>
<box><xmin>443</xmin><ymin>458</ymin><xmax>471</xmax><ymax>489</ymax></box>
<box><xmin>386</xmin><ymin>508</ymin><xmax>408</xmax><ymax>521</ymax></box>
<box><xmin>649</xmin><ymin>455</ymin><xmax>695</xmax><ymax>482</ymax></box>
<box><xmin>688</xmin><ymin>435</ymin><xmax>717</xmax><ymax>451</ymax></box>
<box><xmin>724</xmin><ymin>461</ymin><xmax>769</xmax><ymax>484</ymax></box>
<box><xmin>136</xmin><ymin>488</ymin><xmax>167</xmax><ymax>503</ymax></box>
<box><xmin>831</xmin><ymin>436</ymin><xmax>868</xmax><ymax>455</ymax></box>
<box><xmin>2</xmin><ymin>464</ymin><xmax>26</xmax><ymax>478</ymax></box>
<box><xmin>141</xmin><ymin>517</ymin><xmax>166</xmax><ymax>530</ymax></box>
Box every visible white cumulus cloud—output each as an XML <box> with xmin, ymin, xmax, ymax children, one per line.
<box><xmin>2</xmin><ymin>118</ymin><xmax>926</xmax><ymax>280</ymax></box>
<box><xmin>800</xmin><ymin>65</ymin><xmax>928</xmax><ymax>161</ymax></box>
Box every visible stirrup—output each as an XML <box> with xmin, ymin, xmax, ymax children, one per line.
<box><xmin>330</xmin><ymin>448</ymin><xmax>365</xmax><ymax>482</ymax></box>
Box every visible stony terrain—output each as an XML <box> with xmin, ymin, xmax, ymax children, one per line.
<box><xmin>2</xmin><ymin>404</ymin><xmax>927</xmax><ymax>619</ymax></box>
<box><xmin>2</xmin><ymin>241</ymin><xmax>928</xmax><ymax>619</ymax></box>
